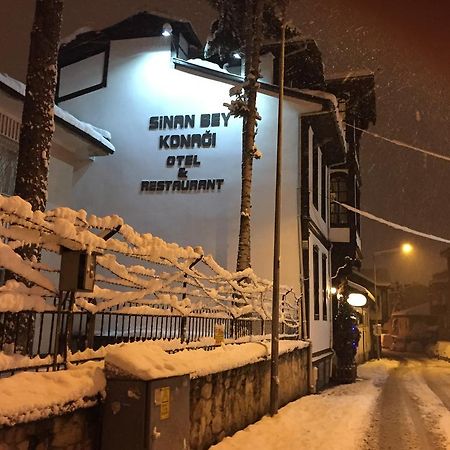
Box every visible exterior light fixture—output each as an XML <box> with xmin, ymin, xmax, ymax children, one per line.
<box><xmin>233</xmin><ymin>52</ymin><xmax>241</xmax><ymax>59</ymax></box>
<box><xmin>347</xmin><ymin>293</ymin><xmax>367</xmax><ymax>307</ymax></box>
<box><xmin>162</xmin><ymin>23</ymin><xmax>172</xmax><ymax>37</ymax></box>
<box><xmin>401</xmin><ymin>242</ymin><xmax>413</xmax><ymax>255</ymax></box>
<box><xmin>331</xmin><ymin>287</ymin><xmax>337</xmax><ymax>295</ymax></box>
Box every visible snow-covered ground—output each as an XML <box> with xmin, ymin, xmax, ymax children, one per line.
<box><xmin>211</xmin><ymin>359</ymin><xmax>398</xmax><ymax>450</ymax></box>
<box><xmin>211</xmin><ymin>357</ymin><xmax>450</xmax><ymax>450</ymax></box>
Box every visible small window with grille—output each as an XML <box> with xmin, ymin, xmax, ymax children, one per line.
<box><xmin>330</xmin><ymin>173</ymin><xmax>349</xmax><ymax>226</ymax></box>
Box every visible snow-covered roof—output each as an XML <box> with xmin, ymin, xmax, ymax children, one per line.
<box><xmin>59</xmin><ymin>11</ymin><xmax>202</xmax><ymax>57</ymax></box>
<box><xmin>175</xmin><ymin>58</ymin><xmax>339</xmax><ymax>108</ymax></box>
<box><xmin>0</xmin><ymin>73</ymin><xmax>115</xmax><ymax>155</ymax></box>
<box><xmin>392</xmin><ymin>302</ymin><xmax>433</xmax><ymax>317</ymax></box>
<box><xmin>326</xmin><ymin>69</ymin><xmax>375</xmax><ymax>82</ymax></box>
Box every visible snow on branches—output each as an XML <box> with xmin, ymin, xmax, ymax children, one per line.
<box><xmin>0</xmin><ymin>195</ymin><xmax>299</xmax><ymax>328</ymax></box>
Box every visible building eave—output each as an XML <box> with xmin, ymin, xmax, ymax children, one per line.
<box><xmin>0</xmin><ymin>76</ymin><xmax>114</xmax><ymax>156</ymax></box>
<box><xmin>174</xmin><ymin>58</ymin><xmax>348</xmax><ymax>165</ymax></box>
<box><xmin>173</xmin><ymin>58</ymin><xmax>337</xmax><ymax>105</ymax></box>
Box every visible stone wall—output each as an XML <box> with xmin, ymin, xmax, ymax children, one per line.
<box><xmin>190</xmin><ymin>347</ymin><xmax>309</xmax><ymax>449</ymax></box>
<box><xmin>0</xmin><ymin>347</ymin><xmax>309</xmax><ymax>450</ymax></box>
<box><xmin>0</xmin><ymin>407</ymin><xmax>99</xmax><ymax>450</ymax></box>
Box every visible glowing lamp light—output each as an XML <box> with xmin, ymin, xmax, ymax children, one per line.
<box><xmin>233</xmin><ymin>52</ymin><xmax>241</xmax><ymax>59</ymax></box>
<box><xmin>401</xmin><ymin>242</ymin><xmax>413</xmax><ymax>255</ymax></box>
<box><xmin>330</xmin><ymin>287</ymin><xmax>337</xmax><ymax>295</ymax></box>
<box><xmin>162</xmin><ymin>23</ymin><xmax>173</xmax><ymax>37</ymax></box>
<box><xmin>347</xmin><ymin>293</ymin><xmax>367</xmax><ymax>307</ymax></box>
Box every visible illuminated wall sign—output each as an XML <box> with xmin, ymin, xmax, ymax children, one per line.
<box><xmin>141</xmin><ymin>112</ymin><xmax>231</xmax><ymax>193</ymax></box>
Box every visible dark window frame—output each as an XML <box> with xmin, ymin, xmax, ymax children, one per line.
<box><xmin>312</xmin><ymin>144</ymin><xmax>318</xmax><ymax>209</ymax></box>
<box><xmin>322</xmin><ymin>254</ymin><xmax>328</xmax><ymax>320</ymax></box>
<box><xmin>313</xmin><ymin>246</ymin><xmax>320</xmax><ymax>320</ymax></box>
<box><xmin>330</xmin><ymin>172</ymin><xmax>349</xmax><ymax>227</ymax></box>
<box><xmin>56</xmin><ymin>43</ymin><xmax>110</xmax><ymax>104</ymax></box>
<box><xmin>321</xmin><ymin>156</ymin><xmax>327</xmax><ymax>221</ymax></box>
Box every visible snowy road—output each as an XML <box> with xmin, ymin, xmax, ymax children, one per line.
<box><xmin>211</xmin><ymin>356</ymin><xmax>450</xmax><ymax>450</ymax></box>
<box><xmin>363</xmin><ymin>355</ymin><xmax>450</xmax><ymax>450</ymax></box>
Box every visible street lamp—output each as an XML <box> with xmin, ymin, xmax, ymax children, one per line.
<box><xmin>373</xmin><ymin>242</ymin><xmax>414</xmax><ymax>358</ymax></box>
<box><xmin>348</xmin><ymin>293</ymin><xmax>367</xmax><ymax>307</ymax></box>
<box><xmin>401</xmin><ymin>242</ymin><xmax>413</xmax><ymax>255</ymax></box>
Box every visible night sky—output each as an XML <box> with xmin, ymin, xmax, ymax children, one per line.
<box><xmin>1</xmin><ymin>0</ymin><xmax>449</xmax><ymax>285</ymax></box>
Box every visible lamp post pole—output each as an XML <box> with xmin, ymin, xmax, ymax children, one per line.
<box><xmin>270</xmin><ymin>14</ymin><xmax>286</xmax><ymax>418</ymax></box>
<box><xmin>372</xmin><ymin>243</ymin><xmax>413</xmax><ymax>359</ymax></box>
<box><xmin>373</xmin><ymin>254</ymin><xmax>380</xmax><ymax>359</ymax></box>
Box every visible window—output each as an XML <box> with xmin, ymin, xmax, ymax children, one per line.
<box><xmin>312</xmin><ymin>145</ymin><xmax>318</xmax><ymax>209</ymax></box>
<box><xmin>321</xmin><ymin>158</ymin><xmax>327</xmax><ymax>221</ymax></box>
<box><xmin>313</xmin><ymin>246</ymin><xmax>319</xmax><ymax>320</ymax></box>
<box><xmin>0</xmin><ymin>113</ymin><xmax>20</xmax><ymax>195</ymax></box>
<box><xmin>330</xmin><ymin>173</ymin><xmax>349</xmax><ymax>226</ymax></box>
<box><xmin>57</xmin><ymin>44</ymin><xmax>110</xmax><ymax>103</ymax></box>
<box><xmin>322</xmin><ymin>254</ymin><xmax>328</xmax><ymax>320</ymax></box>
<box><xmin>177</xmin><ymin>33</ymin><xmax>189</xmax><ymax>59</ymax></box>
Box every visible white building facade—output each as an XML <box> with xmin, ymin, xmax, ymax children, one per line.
<box><xmin>0</xmin><ymin>12</ymin><xmax>356</xmax><ymax>387</ymax></box>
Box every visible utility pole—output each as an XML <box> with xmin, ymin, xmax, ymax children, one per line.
<box><xmin>270</xmin><ymin>14</ymin><xmax>286</xmax><ymax>417</ymax></box>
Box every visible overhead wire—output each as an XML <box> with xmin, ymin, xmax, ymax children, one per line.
<box><xmin>345</xmin><ymin>123</ymin><xmax>450</xmax><ymax>163</ymax></box>
<box><xmin>334</xmin><ymin>200</ymin><xmax>450</xmax><ymax>244</ymax></box>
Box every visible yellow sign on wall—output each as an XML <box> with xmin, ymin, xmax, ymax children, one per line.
<box><xmin>159</xmin><ymin>387</ymin><xmax>170</xmax><ymax>420</ymax></box>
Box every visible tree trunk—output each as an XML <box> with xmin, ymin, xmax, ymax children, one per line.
<box><xmin>4</xmin><ymin>0</ymin><xmax>63</xmax><ymax>355</ymax></box>
<box><xmin>15</xmin><ymin>0</ymin><xmax>63</xmax><ymax>214</ymax></box>
<box><xmin>236</xmin><ymin>0</ymin><xmax>264</xmax><ymax>272</ymax></box>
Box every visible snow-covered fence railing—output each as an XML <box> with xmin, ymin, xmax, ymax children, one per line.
<box><xmin>0</xmin><ymin>195</ymin><xmax>301</xmax><ymax>373</ymax></box>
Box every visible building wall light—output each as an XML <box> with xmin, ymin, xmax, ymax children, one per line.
<box><xmin>233</xmin><ymin>52</ymin><xmax>241</xmax><ymax>59</ymax></box>
<box><xmin>162</xmin><ymin>23</ymin><xmax>173</xmax><ymax>37</ymax></box>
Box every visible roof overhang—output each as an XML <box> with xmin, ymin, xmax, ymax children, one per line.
<box><xmin>0</xmin><ymin>76</ymin><xmax>114</xmax><ymax>158</ymax></box>
<box><xmin>173</xmin><ymin>58</ymin><xmax>347</xmax><ymax>162</ymax></box>
<box><xmin>348</xmin><ymin>280</ymin><xmax>376</xmax><ymax>303</ymax></box>
<box><xmin>301</xmin><ymin>110</ymin><xmax>347</xmax><ymax>165</ymax></box>
<box><xmin>59</xmin><ymin>12</ymin><xmax>202</xmax><ymax>67</ymax></box>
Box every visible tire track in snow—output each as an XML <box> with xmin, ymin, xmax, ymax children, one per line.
<box><xmin>363</xmin><ymin>359</ymin><xmax>448</xmax><ymax>450</ymax></box>
<box><xmin>421</xmin><ymin>361</ymin><xmax>450</xmax><ymax>411</ymax></box>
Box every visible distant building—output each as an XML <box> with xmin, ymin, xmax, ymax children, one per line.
<box><xmin>388</xmin><ymin>303</ymin><xmax>438</xmax><ymax>352</ymax></box>
<box><xmin>429</xmin><ymin>247</ymin><xmax>450</xmax><ymax>339</ymax></box>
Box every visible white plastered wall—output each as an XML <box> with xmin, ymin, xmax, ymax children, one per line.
<box><xmin>58</xmin><ymin>35</ymin><xmax>324</xmax><ymax>300</ymax></box>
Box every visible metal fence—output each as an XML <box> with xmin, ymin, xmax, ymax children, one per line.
<box><xmin>0</xmin><ymin>308</ymin><xmax>297</xmax><ymax>376</ymax></box>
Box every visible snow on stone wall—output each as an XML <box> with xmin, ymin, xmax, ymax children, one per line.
<box><xmin>0</xmin><ymin>342</ymin><xmax>309</xmax><ymax>450</ymax></box>
<box><xmin>0</xmin><ymin>362</ymin><xmax>105</xmax><ymax>427</ymax></box>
